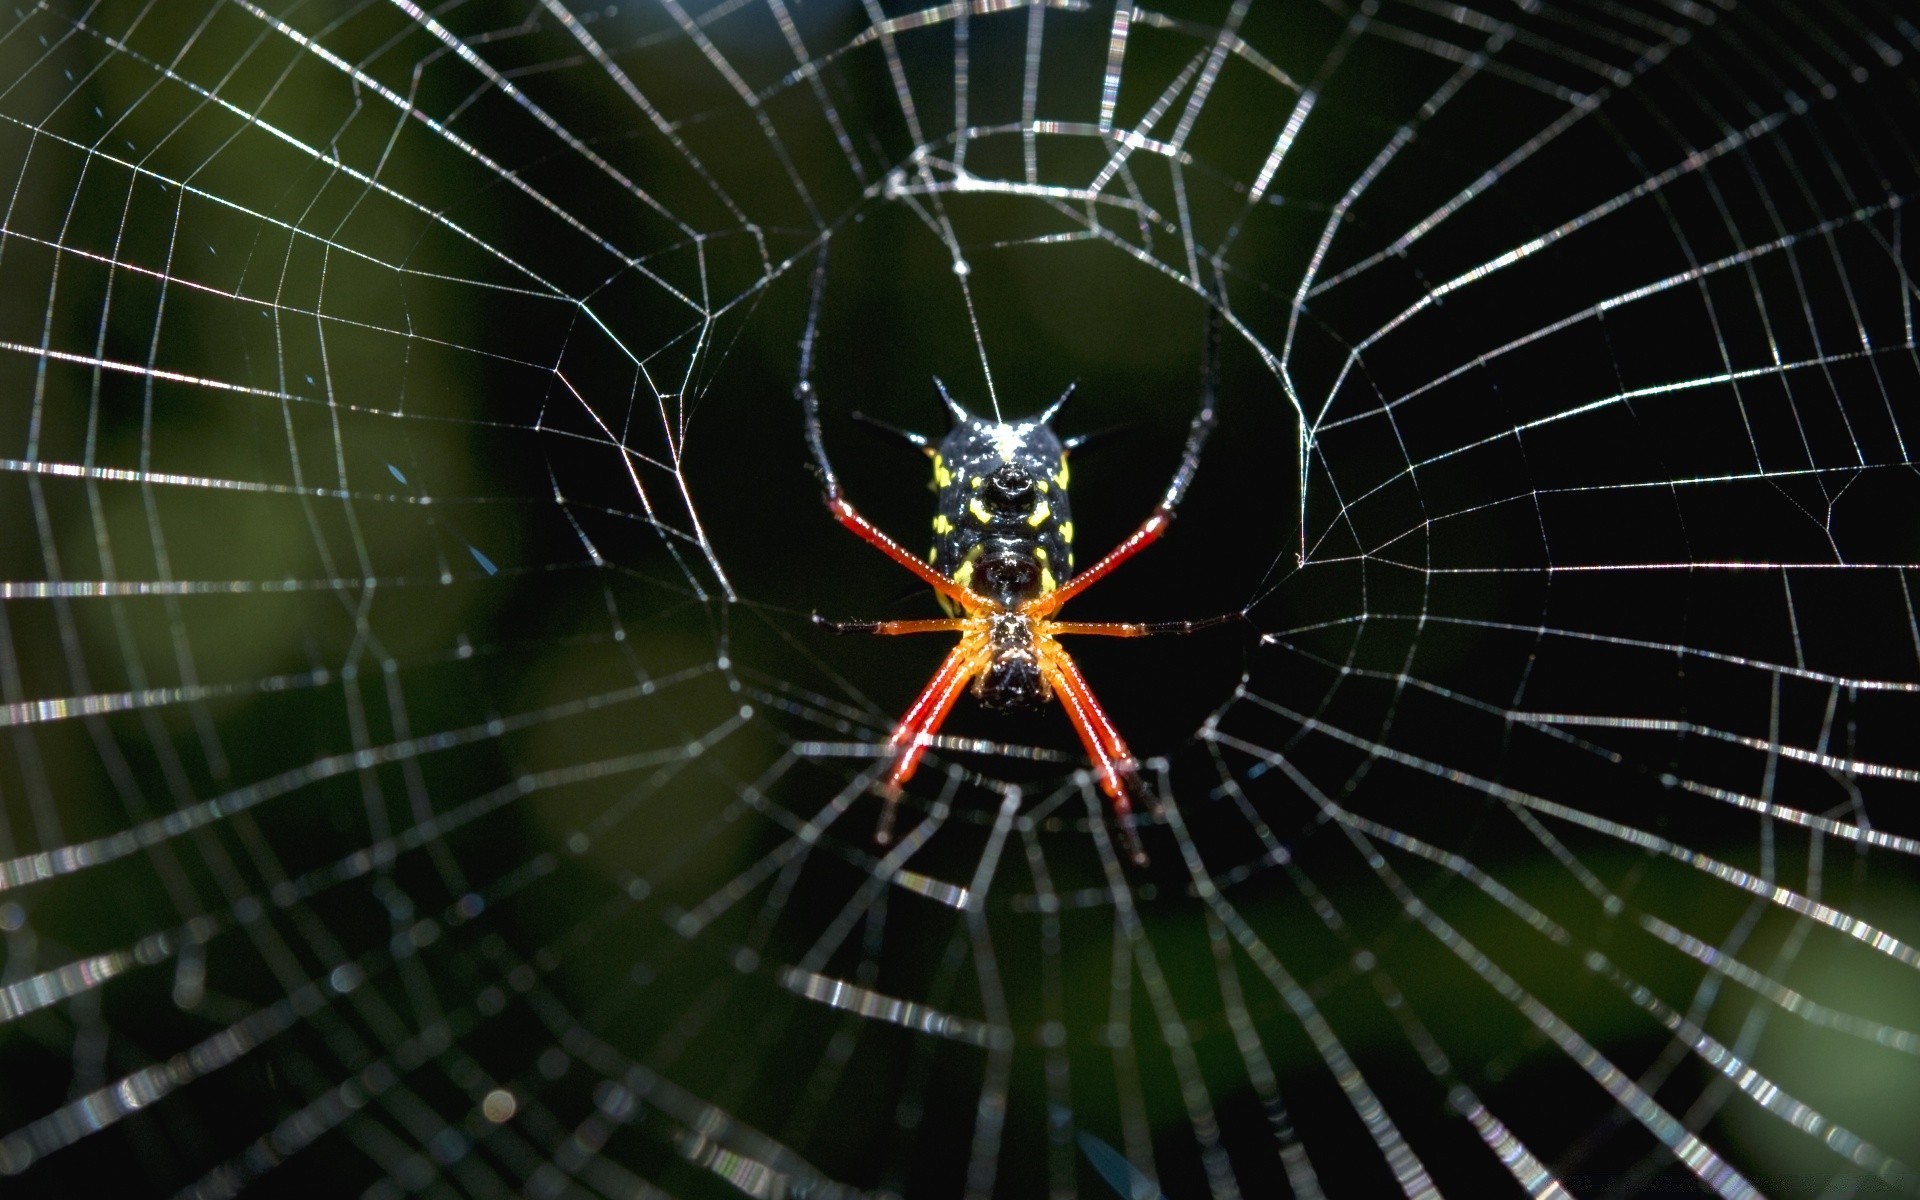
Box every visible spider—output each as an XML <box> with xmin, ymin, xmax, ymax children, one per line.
<box><xmin>798</xmin><ymin>352</ymin><xmax>1222</xmax><ymax>866</ymax></box>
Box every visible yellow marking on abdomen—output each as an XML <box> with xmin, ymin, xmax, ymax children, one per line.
<box><xmin>1055</xmin><ymin>458</ymin><xmax>1070</xmax><ymax>488</ymax></box>
<box><xmin>953</xmin><ymin>559</ymin><xmax>975</xmax><ymax>590</ymax></box>
<box><xmin>933</xmin><ymin>455</ymin><xmax>953</xmax><ymax>488</ymax></box>
<box><xmin>933</xmin><ymin>513</ymin><xmax>954</xmax><ymax>534</ymax></box>
<box><xmin>969</xmin><ymin>498</ymin><xmax>992</xmax><ymax>524</ymax></box>
<box><xmin>1026</xmin><ymin>499</ymin><xmax>1051</xmax><ymax>527</ymax></box>
<box><xmin>1040</xmin><ymin>566</ymin><xmax>1056</xmax><ymax>594</ymax></box>
<box><xmin>1060</xmin><ymin>520</ymin><xmax>1074</xmax><ymax>542</ymax></box>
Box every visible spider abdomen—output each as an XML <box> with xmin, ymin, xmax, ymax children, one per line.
<box><xmin>931</xmin><ymin>416</ymin><xmax>1074</xmax><ymax>610</ymax></box>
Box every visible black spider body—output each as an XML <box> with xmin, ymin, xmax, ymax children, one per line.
<box><xmin>798</xmin><ymin>274</ymin><xmax>1222</xmax><ymax>867</ymax></box>
<box><xmin>930</xmin><ymin>416</ymin><xmax>1075</xmax><ymax>614</ymax></box>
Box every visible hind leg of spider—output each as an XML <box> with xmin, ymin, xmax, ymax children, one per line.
<box><xmin>873</xmin><ymin>638</ymin><xmax>989</xmax><ymax>844</ymax></box>
<box><xmin>1040</xmin><ymin>643</ymin><xmax>1154</xmax><ymax>865</ymax></box>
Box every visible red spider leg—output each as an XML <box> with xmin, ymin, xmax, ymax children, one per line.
<box><xmin>1040</xmin><ymin>643</ymin><xmax>1140</xmax><ymax>792</ymax></box>
<box><xmin>1040</xmin><ymin>642</ymin><xmax>1152</xmax><ymax>865</ymax></box>
<box><xmin>874</xmin><ymin>637</ymin><xmax>990</xmax><ymax>843</ymax></box>
<box><xmin>826</xmin><ymin>494</ymin><xmax>987</xmax><ymax>612</ymax></box>
<box><xmin>1022</xmin><ymin>511</ymin><xmax>1168</xmax><ymax>619</ymax></box>
<box><xmin>1025</xmin><ymin>401</ymin><xmax>1216</xmax><ymax>620</ymax></box>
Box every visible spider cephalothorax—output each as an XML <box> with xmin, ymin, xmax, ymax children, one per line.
<box><xmin>976</xmin><ymin>612</ymin><xmax>1048</xmax><ymax>711</ymax></box>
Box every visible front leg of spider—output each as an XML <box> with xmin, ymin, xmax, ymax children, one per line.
<box><xmin>803</xmin><ymin>375</ymin><xmax>1215</xmax><ymax>866</ymax></box>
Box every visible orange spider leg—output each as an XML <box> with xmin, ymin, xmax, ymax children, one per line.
<box><xmin>1046</xmin><ymin>614</ymin><xmax>1243</xmax><ymax>638</ymax></box>
<box><xmin>814</xmin><ymin>616</ymin><xmax>972</xmax><ymax>636</ymax></box>
<box><xmin>1039</xmin><ymin>641</ymin><xmax>1152</xmax><ymax>865</ymax></box>
<box><xmin>874</xmin><ymin>637</ymin><xmax>990</xmax><ymax>843</ymax></box>
<box><xmin>827</xmin><ymin>495</ymin><xmax>987</xmax><ymax>612</ymax></box>
<box><xmin>870</xmin><ymin>619</ymin><xmax>970</xmax><ymax>635</ymax></box>
<box><xmin>1045</xmin><ymin>621</ymin><xmax>1150</xmax><ymax>638</ymax></box>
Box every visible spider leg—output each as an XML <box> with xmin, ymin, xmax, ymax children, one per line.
<box><xmin>794</xmin><ymin>248</ymin><xmax>987</xmax><ymax>612</ymax></box>
<box><xmin>1046</xmin><ymin>613</ymin><xmax>1244</xmax><ymax>638</ymax></box>
<box><xmin>875</xmin><ymin>637</ymin><xmax>990</xmax><ymax>843</ymax></box>
<box><xmin>814</xmin><ymin>616</ymin><xmax>970</xmax><ymax>636</ymax></box>
<box><xmin>1040</xmin><ymin>642</ymin><xmax>1153</xmax><ymax>865</ymax></box>
<box><xmin>800</xmin><ymin>379</ymin><xmax>983</xmax><ymax>610</ymax></box>
<box><xmin>825</xmin><ymin>495</ymin><xmax>989</xmax><ymax>610</ymax></box>
<box><xmin>1025</xmin><ymin>400</ymin><xmax>1216</xmax><ymax>619</ymax></box>
<box><xmin>1024</xmin><ymin>511</ymin><xmax>1168</xmax><ymax>618</ymax></box>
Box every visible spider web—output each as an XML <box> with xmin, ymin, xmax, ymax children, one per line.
<box><xmin>1</xmin><ymin>0</ymin><xmax>1917</xmax><ymax>1196</ymax></box>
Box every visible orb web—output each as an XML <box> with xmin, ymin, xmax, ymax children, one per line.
<box><xmin>1</xmin><ymin>1</ymin><xmax>1917</xmax><ymax>1197</ymax></box>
